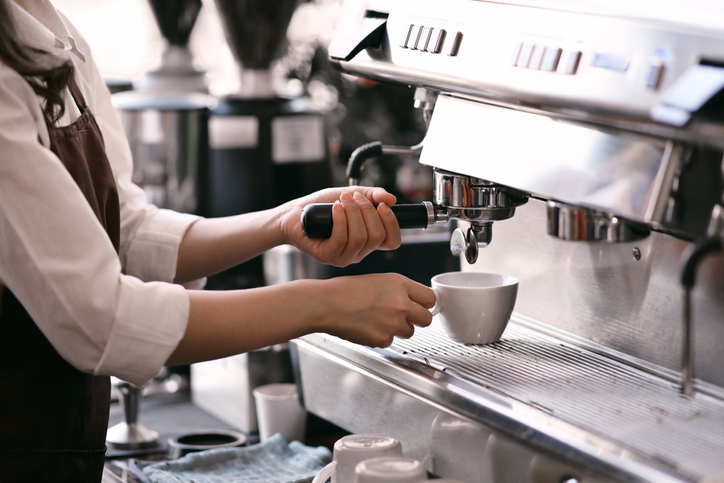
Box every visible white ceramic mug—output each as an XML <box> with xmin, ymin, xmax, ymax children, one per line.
<box><xmin>312</xmin><ymin>434</ymin><xmax>403</xmax><ymax>483</ymax></box>
<box><xmin>430</xmin><ymin>272</ymin><xmax>518</xmax><ymax>344</ymax></box>
<box><xmin>252</xmin><ymin>383</ymin><xmax>306</xmax><ymax>443</ymax></box>
<box><xmin>354</xmin><ymin>457</ymin><xmax>428</xmax><ymax>483</ymax></box>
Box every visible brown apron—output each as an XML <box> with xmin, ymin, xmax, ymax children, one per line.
<box><xmin>0</xmin><ymin>77</ymin><xmax>121</xmax><ymax>482</ymax></box>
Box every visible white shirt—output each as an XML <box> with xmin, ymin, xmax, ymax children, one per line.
<box><xmin>0</xmin><ymin>0</ymin><xmax>200</xmax><ymax>387</ymax></box>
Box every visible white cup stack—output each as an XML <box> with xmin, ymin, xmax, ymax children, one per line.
<box><xmin>312</xmin><ymin>434</ymin><xmax>404</xmax><ymax>483</ymax></box>
<box><xmin>354</xmin><ymin>456</ymin><xmax>428</xmax><ymax>483</ymax></box>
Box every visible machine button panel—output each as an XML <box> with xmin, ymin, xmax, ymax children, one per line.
<box><xmin>401</xmin><ymin>24</ymin><xmax>459</xmax><ymax>56</ymax></box>
<box><xmin>426</xmin><ymin>28</ymin><xmax>446</xmax><ymax>53</ymax></box>
<box><xmin>513</xmin><ymin>41</ymin><xmax>577</xmax><ymax>75</ymax></box>
<box><xmin>417</xmin><ymin>26</ymin><xmax>433</xmax><ymax>51</ymax></box>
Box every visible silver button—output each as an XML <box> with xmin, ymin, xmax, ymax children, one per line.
<box><xmin>409</xmin><ymin>25</ymin><xmax>424</xmax><ymax>50</ymax></box>
<box><xmin>564</xmin><ymin>50</ymin><xmax>582</xmax><ymax>75</ymax></box>
<box><xmin>528</xmin><ymin>45</ymin><xmax>545</xmax><ymax>70</ymax></box>
<box><xmin>417</xmin><ymin>26</ymin><xmax>433</xmax><ymax>52</ymax></box>
<box><xmin>400</xmin><ymin>24</ymin><xmax>414</xmax><ymax>49</ymax></box>
<box><xmin>443</xmin><ymin>31</ymin><xmax>462</xmax><ymax>56</ymax></box>
<box><xmin>646</xmin><ymin>57</ymin><xmax>665</xmax><ymax>89</ymax></box>
<box><xmin>541</xmin><ymin>47</ymin><xmax>562</xmax><ymax>72</ymax></box>
<box><xmin>427</xmin><ymin>28</ymin><xmax>446</xmax><ymax>54</ymax></box>
<box><xmin>517</xmin><ymin>43</ymin><xmax>535</xmax><ymax>67</ymax></box>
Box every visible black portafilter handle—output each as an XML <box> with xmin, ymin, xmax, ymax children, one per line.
<box><xmin>301</xmin><ymin>203</ymin><xmax>431</xmax><ymax>238</ymax></box>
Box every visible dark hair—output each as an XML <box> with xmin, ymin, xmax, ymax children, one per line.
<box><xmin>0</xmin><ymin>0</ymin><xmax>74</xmax><ymax>124</ymax></box>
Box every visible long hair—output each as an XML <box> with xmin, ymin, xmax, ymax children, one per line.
<box><xmin>0</xmin><ymin>0</ymin><xmax>74</xmax><ymax>124</ymax></box>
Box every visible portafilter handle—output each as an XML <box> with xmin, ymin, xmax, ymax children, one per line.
<box><xmin>301</xmin><ymin>201</ymin><xmax>441</xmax><ymax>238</ymax></box>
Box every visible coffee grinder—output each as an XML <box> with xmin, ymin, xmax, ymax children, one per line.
<box><xmin>202</xmin><ymin>0</ymin><xmax>333</xmax><ymax>290</ymax></box>
<box><xmin>206</xmin><ymin>0</ymin><xmax>332</xmax><ymax>218</ymax></box>
<box><xmin>135</xmin><ymin>0</ymin><xmax>208</xmax><ymax>93</ymax></box>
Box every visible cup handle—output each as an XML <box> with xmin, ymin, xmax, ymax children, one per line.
<box><xmin>312</xmin><ymin>460</ymin><xmax>336</xmax><ymax>483</ymax></box>
<box><xmin>430</xmin><ymin>287</ymin><xmax>440</xmax><ymax>316</ymax></box>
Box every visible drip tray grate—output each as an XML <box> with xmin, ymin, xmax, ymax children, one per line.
<box><xmin>388</xmin><ymin>321</ymin><xmax>724</xmax><ymax>480</ymax></box>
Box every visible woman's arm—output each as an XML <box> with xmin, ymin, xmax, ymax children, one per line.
<box><xmin>174</xmin><ymin>187</ymin><xmax>402</xmax><ymax>283</ymax></box>
<box><xmin>167</xmin><ymin>273</ymin><xmax>435</xmax><ymax>366</ymax></box>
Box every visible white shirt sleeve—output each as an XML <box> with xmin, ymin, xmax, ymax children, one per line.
<box><xmin>0</xmin><ymin>2</ymin><xmax>201</xmax><ymax>387</ymax></box>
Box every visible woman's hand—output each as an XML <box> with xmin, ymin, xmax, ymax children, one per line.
<box><xmin>316</xmin><ymin>273</ymin><xmax>435</xmax><ymax>347</ymax></box>
<box><xmin>278</xmin><ymin>187</ymin><xmax>402</xmax><ymax>267</ymax></box>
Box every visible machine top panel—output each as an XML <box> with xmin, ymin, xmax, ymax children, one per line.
<box><xmin>331</xmin><ymin>0</ymin><xmax>724</xmax><ymax>138</ymax></box>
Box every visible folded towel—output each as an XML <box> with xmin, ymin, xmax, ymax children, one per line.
<box><xmin>143</xmin><ymin>433</ymin><xmax>332</xmax><ymax>483</ymax></box>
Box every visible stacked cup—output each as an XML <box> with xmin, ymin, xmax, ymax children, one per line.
<box><xmin>312</xmin><ymin>434</ymin><xmax>404</xmax><ymax>483</ymax></box>
<box><xmin>354</xmin><ymin>456</ymin><xmax>427</xmax><ymax>482</ymax></box>
<box><xmin>313</xmin><ymin>433</ymin><xmax>469</xmax><ymax>483</ymax></box>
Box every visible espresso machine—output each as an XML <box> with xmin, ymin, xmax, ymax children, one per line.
<box><xmin>291</xmin><ymin>0</ymin><xmax>724</xmax><ymax>482</ymax></box>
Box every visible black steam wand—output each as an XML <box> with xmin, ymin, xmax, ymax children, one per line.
<box><xmin>678</xmin><ymin>231</ymin><xmax>722</xmax><ymax>396</ymax></box>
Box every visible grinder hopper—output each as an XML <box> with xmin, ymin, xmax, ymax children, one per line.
<box><xmin>214</xmin><ymin>0</ymin><xmax>302</xmax><ymax>98</ymax></box>
<box><xmin>137</xmin><ymin>0</ymin><xmax>207</xmax><ymax>92</ymax></box>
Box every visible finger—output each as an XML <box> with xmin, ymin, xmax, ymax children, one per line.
<box><xmin>352</xmin><ymin>191</ymin><xmax>386</xmax><ymax>260</ymax></box>
<box><xmin>339</xmin><ymin>192</ymin><xmax>367</xmax><ymax>261</ymax></box>
<box><xmin>376</xmin><ymin>202</ymin><xmax>401</xmax><ymax>251</ymax></box>
<box><xmin>406</xmin><ymin>301</ymin><xmax>434</xmax><ymax>328</ymax></box>
<box><xmin>395</xmin><ymin>320</ymin><xmax>416</xmax><ymax>339</ymax></box>
<box><xmin>407</xmin><ymin>281</ymin><xmax>437</xmax><ymax>309</ymax></box>
<box><xmin>352</xmin><ymin>186</ymin><xmax>397</xmax><ymax>208</ymax></box>
<box><xmin>326</xmin><ymin>200</ymin><xmax>348</xmax><ymax>255</ymax></box>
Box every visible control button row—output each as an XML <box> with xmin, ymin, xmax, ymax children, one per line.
<box><xmin>401</xmin><ymin>24</ymin><xmax>462</xmax><ymax>56</ymax></box>
<box><xmin>512</xmin><ymin>42</ymin><xmax>581</xmax><ymax>75</ymax></box>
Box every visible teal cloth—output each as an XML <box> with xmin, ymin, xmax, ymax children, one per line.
<box><xmin>143</xmin><ymin>433</ymin><xmax>331</xmax><ymax>483</ymax></box>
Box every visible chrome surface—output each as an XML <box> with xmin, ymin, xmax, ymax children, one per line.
<box><xmin>432</xmin><ymin>170</ymin><xmax>529</xmax><ymax>218</ymax></box>
<box><xmin>314</xmin><ymin>0</ymin><xmax>724</xmax><ymax>481</ymax></box>
<box><xmin>680</xmin><ymin>289</ymin><xmax>695</xmax><ymax>397</ymax></box>
<box><xmin>106</xmin><ymin>381</ymin><xmax>160</xmax><ymax>450</ymax></box>
<box><xmin>422</xmin><ymin>97</ymin><xmax>670</xmax><ymax>226</ymax></box>
<box><xmin>546</xmin><ymin>202</ymin><xmax>651</xmax><ymax>242</ymax></box>
<box><xmin>449</xmin><ymin>225</ymin><xmax>488</xmax><ymax>264</ymax></box>
<box><xmin>464</xmin><ymin>199</ymin><xmax>724</xmax><ymax>388</ymax></box>
<box><xmin>113</xmin><ymin>91</ymin><xmax>213</xmax><ymax>214</ymax></box>
<box><xmin>709</xmin><ymin>204</ymin><xmax>724</xmax><ymax>237</ymax></box>
<box><xmin>294</xmin><ymin>322</ymin><xmax>724</xmax><ymax>482</ymax></box>
<box><xmin>330</xmin><ymin>0</ymin><xmax>724</xmax><ymax>145</ymax></box>
<box><xmin>432</xmin><ymin>169</ymin><xmax>528</xmax><ymax>260</ymax></box>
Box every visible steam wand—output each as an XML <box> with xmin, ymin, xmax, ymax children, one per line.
<box><xmin>678</xmin><ymin>204</ymin><xmax>724</xmax><ymax>396</ymax></box>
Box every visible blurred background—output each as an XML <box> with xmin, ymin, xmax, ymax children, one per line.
<box><xmin>54</xmin><ymin>0</ymin><xmax>433</xmax><ymax>202</ymax></box>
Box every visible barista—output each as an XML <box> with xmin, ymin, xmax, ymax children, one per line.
<box><xmin>0</xmin><ymin>1</ymin><xmax>435</xmax><ymax>481</ymax></box>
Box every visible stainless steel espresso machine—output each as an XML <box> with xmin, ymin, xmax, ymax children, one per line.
<box><xmin>291</xmin><ymin>1</ymin><xmax>724</xmax><ymax>482</ymax></box>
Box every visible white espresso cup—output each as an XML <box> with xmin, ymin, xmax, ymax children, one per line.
<box><xmin>312</xmin><ymin>434</ymin><xmax>403</xmax><ymax>483</ymax></box>
<box><xmin>430</xmin><ymin>272</ymin><xmax>518</xmax><ymax>344</ymax></box>
<box><xmin>354</xmin><ymin>457</ymin><xmax>428</xmax><ymax>483</ymax></box>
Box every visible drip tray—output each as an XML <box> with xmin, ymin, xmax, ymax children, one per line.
<box><xmin>294</xmin><ymin>320</ymin><xmax>724</xmax><ymax>483</ymax></box>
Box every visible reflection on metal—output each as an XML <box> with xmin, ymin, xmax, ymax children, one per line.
<box><xmin>422</xmin><ymin>97</ymin><xmax>668</xmax><ymax>225</ymax></box>
<box><xmin>708</xmin><ymin>204</ymin><xmax>724</xmax><ymax>238</ymax></box>
<box><xmin>547</xmin><ymin>202</ymin><xmax>651</xmax><ymax>242</ymax></box>
<box><xmin>106</xmin><ymin>380</ymin><xmax>159</xmax><ymax>450</ymax></box>
<box><xmin>433</xmin><ymin>170</ymin><xmax>528</xmax><ymax>261</ymax></box>
<box><xmin>294</xmin><ymin>325</ymin><xmax>721</xmax><ymax>482</ymax></box>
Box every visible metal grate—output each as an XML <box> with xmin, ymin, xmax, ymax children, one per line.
<box><xmin>389</xmin><ymin>321</ymin><xmax>724</xmax><ymax>480</ymax></box>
